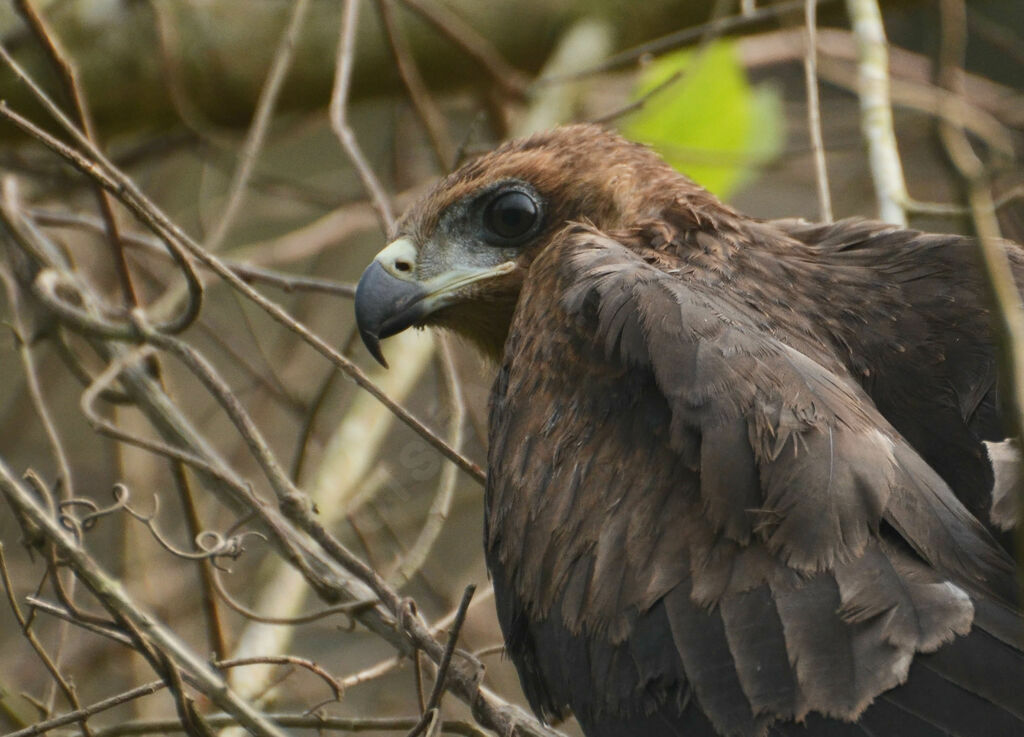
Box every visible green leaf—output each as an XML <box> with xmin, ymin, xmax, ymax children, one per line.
<box><xmin>620</xmin><ymin>41</ymin><xmax>783</xmax><ymax>199</ymax></box>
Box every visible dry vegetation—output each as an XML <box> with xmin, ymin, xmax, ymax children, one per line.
<box><xmin>0</xmin><ymin>1</ymin><xmax>1020</xmax><ymax>737</ymax></box>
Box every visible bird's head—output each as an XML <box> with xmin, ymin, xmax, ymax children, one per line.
<box><xmin>354</xmin><ymin>124</ymin><xmax>687</xmax><ymax>365</ymax></box>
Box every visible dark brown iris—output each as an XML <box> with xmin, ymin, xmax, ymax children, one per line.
<box><xmin>483</xmin><ymin>190</ymin><xmax>538</xmax><ymax>241</ymax></box>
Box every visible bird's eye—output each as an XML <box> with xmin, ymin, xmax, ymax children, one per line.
<box><xmin>483</xmin><ymin>191</ymin><xmax>539</xmax><ymax>242</ymax></box>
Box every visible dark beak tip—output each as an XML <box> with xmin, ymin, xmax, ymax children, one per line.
<box><xmin>360</xmin><ymin>328</ymin><xmax>389</xmax><ymax>368</ymax></box>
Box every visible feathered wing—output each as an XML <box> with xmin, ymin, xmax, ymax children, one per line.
<box><xmin>486</xmin><ymin>226</ymin><xmax>1023</xmax><ymax>737</ymax></box>
<box><xmin>773</xmin><ymin>217</ymin><xmax>1024</xmax><ymax>537</ymax></box>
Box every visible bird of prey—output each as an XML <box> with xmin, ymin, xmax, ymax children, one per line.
<box><xmin>354</xmin><ymin>124</ymin><xmax>1024</xmax><ymax>737</ymax></box>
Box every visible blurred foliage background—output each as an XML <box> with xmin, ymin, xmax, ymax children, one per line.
<box><xmin>0</xmin><ymin>1</ymin><xmax>1021</xmax><ymax>736</ymax></box>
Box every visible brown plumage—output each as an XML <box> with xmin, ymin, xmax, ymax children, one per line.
<box><xmin>354</xmin><ymin>124</ymin><xmax>1024</xmax><ymax>737</ymax></box>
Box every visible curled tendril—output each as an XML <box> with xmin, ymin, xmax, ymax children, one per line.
<box><xmin>116</xmin><ymin>490</ymin><xmax>266</xmax><ymax>571</ymax></box>
<box><xmin>57</xmin><ymin>483</ymin><xmax>131</xmax><ymax>541</ymax></box>
<box><xmin>195</xmin><ymin>530</ymin><xmax>268</xmax><ymax>564</ymax></box>
<box><xmin>55</xmin><ymin>482</ymin><xmax>266</xmax><ymax>571</ymax></box>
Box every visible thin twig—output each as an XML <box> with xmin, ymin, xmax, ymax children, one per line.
<box><xmin>209</xmin><ymin>565</ymin><xmax>369</xmax><ymax>627</ymax></box>
<box><xmin>803</xmin><ymin>0</ymin><xmax>833</xmax><ymax>222</ymax></box>
<box><xmin>169</xmin><ymin>446</ymin><xmax>230</xmax><ymax>660</ymax></box>
<box><xmin>25</xmin><ymin>596</ymin><xmax>137</xmax><ymax>647</ymax></box>
<box><xmin>225</xmin><ymin>285</ymin><xmax>297</xmax><ymax>402</ymax></box>
<box><xmin>330</xmin><ymin>0</ymin><xmax>396</xmax><ymax>233</ymax></box>
<box><xmin>217</xmin><ymin>656</ymin><xmax>344</xmax><ymax>704</ymax></box>
<box><xmin>191</xmin><ymin>316</ymin><xmax>305</xmax><ymax>413</ymax></box>
<box><xmin>406</xmin><ymin>585</ymin><xmax>476</xmax><ymax>737</ymax></box>
<box><xmin>472</xmin><ymin>644</ymin><xmax>505</xmax><ymax>659</ymax></box>
<box><xmin>0</xmin><ymin>267</ymin><xmax>76</xmax><ymax>503</ymax></box>
<box><xmin>424</xmin><ymin>585</ymin><xmax>475</xmax><ymax>713</ymax></box>
<box><xmin>0</xmin><ymin>545</ymin><xmax>91</xmax><ymax>735</ymax></box>
<box><xmin>341</xmin><ymin>654</ymin><xmax>406</xmax><ymax>690</ymax></box>
<box><xmin>289</xmin><ymin>363</ymin><xmax>342</xmax><ymax>483</ymax></box>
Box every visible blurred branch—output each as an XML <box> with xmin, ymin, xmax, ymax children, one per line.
<box><xmin>844</xmin><ymin>0</ymin><xmax>908</xmax><ymax>225</ymax></box>
<box><xmin>375</xmin><ymin>0</ymin><xmax>455</xmax><ymax>171</ymax></box>
<box><xmin>936</xmin><ymin>0</ymin><xmax>1024</xmax><ymax>583</ymax></box>
<box><xmin>520</xmin><ymin>19</ymin><xmax>614</xmax><ymax>134</ymax></box>
<box><xmin>396</xmin><ymin>0</ymin><xmax>527</xmax><ymax>100</ymax></box>
<box><xmin>406</xmin><ymin>585</ymin><xmax>476</xmax><ymax>737</ymax></box>
<box><xmin>209</xmin><ymin>565</ymin><xmax>369</xmax><ymax>627</ymax></box>
<box><xmin>733</xmin><ymin>28</ymin><xmax>1018</xmax><ymax>163</ymax></box>
<box><xmin>387</xmin><ymin>337</ymin><xmax>463</xmax><ymax>587</ymax></box>
<box><xmin>542</xmin><ymin>0</ymin><xmax>836</xmax><ymax>82</ymax></box>
<box><xmin>204</xmin><ymin>0</ymin><xmax>313</xmax><ymax>251</ymax></box>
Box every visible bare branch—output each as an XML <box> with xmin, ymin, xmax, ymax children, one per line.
<box><xmin>3</xmin><ymin>681</ymin><xmax>167</xmax><ymax>737</ymax></box>
<box><xmin>0</xmin><ymin>103</ymin><xmax>484</xmax><ymax>484</ymax></box>
<box><xmin>0</xmin><ymin>465</ymin><xmax>291</xmax><ymax>737</ymax></box>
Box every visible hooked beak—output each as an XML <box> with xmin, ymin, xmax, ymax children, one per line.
<box><xmin>354</xmin><ymin>238</ymin><xmax>515</xmax><ymax>367</ymax></box>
